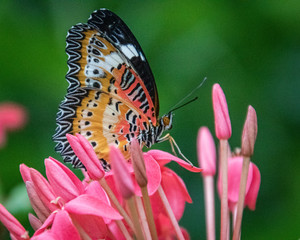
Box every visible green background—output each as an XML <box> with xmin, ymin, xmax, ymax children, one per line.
<box><xmin>0</xmin><ymin>0</ymin><xmax>299</xmax><ymax>239</ymax></box>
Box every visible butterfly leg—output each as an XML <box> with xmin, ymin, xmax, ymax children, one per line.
<box><xmin>158</xmin><ymin>134</ymin><xmax>194</xmax><ymax>167</ymax></box>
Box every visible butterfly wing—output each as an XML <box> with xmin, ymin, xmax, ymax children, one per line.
<box><xmin>65</xmin><ymin>9</ymin><xmax>158</xmax><ymax>120</ymax></box>
<box><xmin>87</xmin><ymin>9</ymin><xmax>159</xmax><ymax>116</ymax></box>
<box><xmin>55</xmin><ymin>88</ymin><xmax>149</xmax><ymax>169</ymax></box>
<box><xmin>54</xmin><ymin>9</ymin><xmax>158</xmax><ymax>168</ymax></box>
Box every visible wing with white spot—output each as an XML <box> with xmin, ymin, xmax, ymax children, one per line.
<box><xmin>54</xmin><ymin>9</ymin><xmax>160</xmax><ymax>168</ymax></box>
<box><xmin>64</xmin><ymin>19</ymin><xmax>157</xmax><ymax>124</ymax></box>
<box><xmin>87</xmin><ymin>9</ymin><xmax>159</xmax><ymax>115</ymax></box>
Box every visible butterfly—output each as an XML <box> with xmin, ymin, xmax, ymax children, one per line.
<box><xmin>53</xmin><ymin>9</ymin><xmax>176</xmax><ymax>170</ymax></box>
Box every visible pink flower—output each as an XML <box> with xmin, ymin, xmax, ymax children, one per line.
<box><xmin>5</xmin><ymin>154</ymin><xmax>125</xmax><ymax>239</ymax></box>
<box><xmin>32</xmin><ymin>210</ymin><xmax>81</xmax><ymax>240</ymax></box>
<box><xmin>0</xmin><ymin>102</ymin><xmax>27</xmax><ymax>147</ymax></box>
<box><xmin>197</xmin><ymin>127</ymin><xmax>216</xmax><ymax>175</ymax></box>
<box><xmin>0</xmin><ymin>204</ymin><xmax>29</xmax><ymax>240</ymax></box>
<box><xmin>218</xmin><ymin>156</ymin><xmax>261</xmax><ymax>211</ymax></box>
<box><xmin>64</xmin><ymin>194</ymin><xmax>122</xmax><ymax>238</ymax></box>
<box><xmin>212</xmin><ymin>84</ymin><xmax>232</xmax><ymax>140</ymax></box>
<box><xmin>1</xmin><ymin>122</ymin><xmax>202</xmax><ymax>240</ymax></box>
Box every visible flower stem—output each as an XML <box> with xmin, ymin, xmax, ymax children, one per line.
<box><xmin>115</xmin><ymin>220</ymin><xmax>133</xmax><ymax>240</ymax></box>
<box><xmin>220</xmin><ymin>139</ymin><xmax>229</xmax><ymax>240</ymax></box>
<box><xmin>141</xmin><ymin>186</ymin><xmax>158</xmax><ymax>240</ymax></box>
<box><xmin>99</xmin><ymin>178</ymin><xmax>134</xmax><ymax>230</ymax></box>
<box><xmin>135</xmin><ymin>196</ymin><xmax>152</xmax><ymax>240</ymax></box>
<box><xmin>232</xmin><ymin>156</ymin><xmax>250</xmax><ymax>240</ymax></box>
<box><xmin>127</xmin><ymin>196</ymin><xmax>145</xmax><ymax>240</ymax></box>
<box><xmin>158</xmin><ymin>185</ymin><xmax>185</xmax><ymax>240</ymax></box>
<box><xmin>203</xmin><ymin>175</ymin><xmax>215</xmax><ymax>240</ymax></box>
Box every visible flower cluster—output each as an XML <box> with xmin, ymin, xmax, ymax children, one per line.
<box><xmin>0</xmin><ymin>133</ymin><xmax>201</xmax><ymax>239</ymax></box>
<box><xmin>0</xmin><ymin>83</ymin><xmax>261</xmax><ymax>239</ymax></box>
<box><xmin>197</xmin><ymin>84</ymin><xmax>261</xmax><ymax>240</ymax></box>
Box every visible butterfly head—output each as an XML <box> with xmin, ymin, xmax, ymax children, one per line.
<box><xmin>161</xmin><ymin>112</ymin><xmax>173</xmax><ymax>131</ymax></box>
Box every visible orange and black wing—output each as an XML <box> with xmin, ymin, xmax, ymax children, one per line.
<box><xmin>53</xmin><ymin>9</ymin><xmax>159</xmax><ymax>169</ymax></box>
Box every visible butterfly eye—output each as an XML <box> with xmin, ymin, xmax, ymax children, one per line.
<box><xmin>163</xmin><ymin>116</ymin><xmax>170</xmax><ymax>126</ymax></box>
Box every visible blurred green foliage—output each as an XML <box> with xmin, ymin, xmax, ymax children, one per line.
<box><xmin>0</xmin><ymin>0</ymin><xmax>299</xmax><ymax>239</ymax></box>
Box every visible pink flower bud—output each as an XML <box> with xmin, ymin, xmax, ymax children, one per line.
<box><xmin>19</xmin><ymin>164</ymin><xmax>31</xmax><ymax>183</ymax></box>
<box><xmin>212</xmin><ymin>84</ymin><xmax>232</xmax><ymax>139</ymax></box>
<box><xmin>241</xmin><ymin>105</ymin><xmax>258</xmax><ymax>157</ymax></box>
<box><xmin>130</xmin><ymin>138</ymin><xmax>148</xmax><ymax>187</ymax></box>
<box><xmin>29</xmin><ymin>168</ymin><xmax>60</xmax><ymax>212</ymax></box>
<box><xmin>197</xmin><ymin>127</ymin><xmax>216</xmax><ymax>176</ymax></box>
<box><xmin>25</xmin><ymin>182</ymin><xmax>52</xmax><ymax>222</ymax></box>
<box><xmin>45</xmin><ymin>157</ymin><xmax>85</xmax><ymax>202</ymax></box>
<box><xmin>66</xmin><ymin>133</ymin><xmax>105</xmax><ymax>180</ymax></box>
<box><xmin>0</xmin><ymin>204</ymin><xmax>29</xmax><ymax>240</ymax></box>
<box><xmin>28</xmin><ymin>213</ymin><xmax>42</xmax><ymax>231</ymax></box>
<box><xmin>109</xmin><ymin>145</ymin><xmax>135</xmax><ymax>199</ymax></box>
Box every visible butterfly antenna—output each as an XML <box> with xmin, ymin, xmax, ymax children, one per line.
<box><xmin>169</xmin><ymin>96</ymin><xmax>198</xmax><ymax>113</ymax></box>
<box><xmin>168</xmin><ymin>77</ymin><xmax>207</xmax><ymax>112</ymax></box>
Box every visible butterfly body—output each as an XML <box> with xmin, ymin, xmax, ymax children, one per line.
<box><xmin>53</xmin><ymin>9</ymin><xmax>173</xmax><ymax>170</ymax></box>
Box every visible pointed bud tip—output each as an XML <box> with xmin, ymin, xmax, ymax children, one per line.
<box><xmin>212</xmin><ymin>83</ymin><xmax>232</xmax><ymax>140</ymax></box>
<box><xmin>241</xmin><ymin>105</ymin><xmax>257</xmax><ymax>157</ymax></box>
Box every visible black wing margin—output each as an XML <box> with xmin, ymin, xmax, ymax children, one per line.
<box><xmin>87</xmin><ymin>9</ymin><xmax>159</xmax><ymax>116</ymax></box>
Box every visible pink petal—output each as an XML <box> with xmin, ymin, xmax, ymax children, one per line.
<box><xmin>84</xmin><ymin>181</ymin><xmax>110</xmax><ymax>204</ymax></box>
<box><xmin>155</xmin><ymin>214</ymin><xmax>190</xmax><ymax>240</ymax></box>
<box><xmin>33</xmin><ymin>212</ymin><xmax>56</xmax><ymax>237</ymax></box>
<box><xmin>45</xmin><ymin>157</ymin><xmax>84</xmax><ymax>202</ymax></box>
<box><xmin>150</xmin><ymin>168</ymin><xmax>192</xmax><ymax>221</ymax></box>
<box><xmin>135</xmin><ymin>154</ymin><xmax>161</xmax><ymax>196</ymax></box>
<box><xmin>146</xmin><ymin>150</ymin><xmax>202</xmax><ymax>172</ymax></box>
<box><xmin>65</xmin><ymin>194</ymin><xmax>123</xmax><ymax>220</ymax></box>
<box><xmin>70</xmin><ymin>213</ymin><xmax>107</xmax><ymax>239</ymax></box>
<box><xmin>197</xmin><ymin>127</ymin><xmax>216</xmax><ymax>175</ymax></box>
<box><xmin>245</xmin><ymin>163</ymin><xmax>261</xmax><ymax>210</ymax></box>
<box><xmin>110</xmin><ymin>145</ymin><xmax>135</xmax><ymax>199</ymax></box>
<box><xmin>0</xmin><ymin>204</ymin><xmax>29</xmax><ymax>240</ymax></box>
<box><xmin>105</xmin><ymin>174</ymin><xmax>124</xmax><ymax>205</ymax></box>
<box><xmin>212</xmin><ymin>83</ymin><xmax>232</xmax><ymax>140</ymax></box>
<box><xmin>51</xmin><ymin>210</ymin><xmax>81</xmax><ymax>240</ymax></box>
<box><xmin>31</xmin><ymin>231</ymin><xmax>56</xmax><ymax>240</ymax></box>
<box><xmin>227</xmin><ymin>157</ymin><xmax>253</xmax><ymax>204</ymax></box>
<box><xmin>84</xmin><ymin>181</ymin><xmax>112</xmax><ymax>224</ymax></box>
